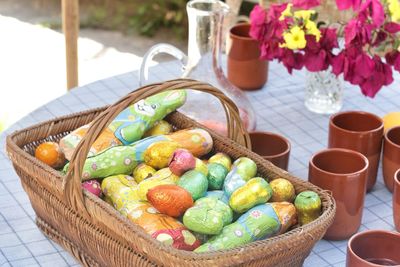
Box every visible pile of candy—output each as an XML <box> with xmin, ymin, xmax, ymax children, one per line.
<box><xmin>34</xmin><ymin>90</ymin><xmax>322</xmax><ymax>252</ymax></box>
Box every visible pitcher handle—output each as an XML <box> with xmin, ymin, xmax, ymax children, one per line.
<box><xmin>139</xmin><ymin>43</ymin><xmax>188</xmax><ymax>86</ymax></box>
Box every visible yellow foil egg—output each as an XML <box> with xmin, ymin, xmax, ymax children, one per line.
<box><xmin>143</xmin><ymin>120</ymin><xmax>173</xmax><ymax>137</ymax></box>
<box><xmin>144</xmin><ymin>141</ymin><xmax>181</xmax><ymax>169</ymax></box>
<box><xmin>270</xmin><ymin>178</ymin><xmax>296</xmax><ymax>203</ymax></box>
<box><xmin>209</xmin><ymin>152</ymin><xmax>232</xmax><ymax>170</ymax></box>
<box><xmin>229</xmin><ymin>177</ymin><xmax>273</xmax><ymax>213</ymax></box>
<box><xmin>137</xmin><ymin>168</ymin><xmax>179</xmax><ymax>200</ymax></box>
<box><xmin>194</xmin><ymin>158</ymin><xmax>209</xmax><ymax>176</ymax></box>
<box><xmin>133</xmin><ymin>163</ymin><xmax>156</xmax><ymax>183</ymax></box>
<box><xmin>101</xmin><ymin>175</ymin><xmax>141</xmax><ymax>215</ymax></box>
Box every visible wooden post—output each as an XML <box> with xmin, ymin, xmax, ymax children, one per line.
<box><xmin>62</xmin><ymin>0</ymin><xmax>79</xmax><ymax>90</ymax></box>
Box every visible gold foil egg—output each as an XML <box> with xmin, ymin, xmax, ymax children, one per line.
<box><xmin>144</xmin><ymin>141</ymin><xmax>181</xmax><ymax>169</ymax></box>
<box><xmin>143</xmin><ymin>120</ymin><xmax>173</xmax><ymax>137</ymax></box>
<box><xmin>270</xmin><ymin>178</ymin><xmax>296</xmax><ymax>203</ymax></box>
<box><xmin>194</xmin><ymin>158</ymin><xmax>208</xmax><ymax>176</ymax></box>
<box><xmin>208</xmin><ymin>152</ymin><xmax>232</xmax><ymax>170</ymax></box>
<box><xmin>137</xmin><ymin>168</ymin><xmax>179</xmax><ymax>200</ymax></box>
<box><xmin>133</xmin><ymin>163</ymin><xmax>156</xmax><ymax>183</ymax></box>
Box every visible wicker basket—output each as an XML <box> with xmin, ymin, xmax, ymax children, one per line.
<box><xmin>6</xmin><ymin>79</ymin><xmax>335</xmax><ymax>267</ymax></box>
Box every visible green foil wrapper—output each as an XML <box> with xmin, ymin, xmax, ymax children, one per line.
<box><xmin>294</xmin><ymin>191</ymin><xmax>322</xmax><ymax>225</ymax></box>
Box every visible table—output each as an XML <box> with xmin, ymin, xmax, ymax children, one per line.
<box><xmin>1</xmin><ymin>61</ymin><xmax>400</xmax><ymax>267</ymax></box>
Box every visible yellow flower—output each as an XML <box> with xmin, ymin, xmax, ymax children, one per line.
<box><xmin>279</xmin><ymin>3</ymin><xmax>293</xmax><ymax>21</ymax></box>
<box><xmin>305</xmin><ymin>20</ymin><xmax>321</xmax><ymax>42</ymax></box>
<box><xmin>294</xmin><ymin>10</ymin><xmax>316</xmax><ymax>21</ymax></box>
<box><xmin>282</xmin><ymin>26</ymin><xmax>307</xmax><ymax>50</ymax></box>
<box><xmin>388</xmin><ymin>0</ymin><xmax>400</xmax><ymax>22</ymax></box>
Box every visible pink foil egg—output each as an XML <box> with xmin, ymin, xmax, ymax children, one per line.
<box><xmin>82</xmin><ymin>179</ymin><xmax>102</xmax><ymax>197</ymax></box>
<box><xmin>169</xmin><ymin>149</ymin><xmax>196</xmax><ymax>176</ymax></box>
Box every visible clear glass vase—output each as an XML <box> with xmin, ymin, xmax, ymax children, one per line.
<box><xmin>304</xmin><ymin>69</ymin><xmax>343</xmax><ymax>114</ymax></box>
<box><xmin>139</xmin><ymin>0</ymin><xmax>256</xmax><ymax>135</ymax></box>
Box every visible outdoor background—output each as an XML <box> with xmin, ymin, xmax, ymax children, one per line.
<box><xmin>0</xmin><ymin>0</ymin><xmax>199</xmax><ymax>132</ymax></box>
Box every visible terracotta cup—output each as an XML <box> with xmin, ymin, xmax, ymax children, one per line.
<box><xmin>329</xmin><ymin>111</ymin><xmax>384</xmax><ymax>192</ymax></box>
<box><xmin>309</xmin><ymin>148</ymin><xmax>368</xmax><ymax>240</ymax></box>
<box><xmin>393</xmin><ymin>169</ymin><xmax>400</xmax><ymax>232</ymax></box>
<box><xmin>249</xmin><ymin>131</ymin><xmax>290</xmax><ymax>170</ymax></box>
<box><xmin>227</xmin><ymin>23</ymin><xmax>268</xmax><ymax>91</ymax></box>
<box><xmin>346</xmin><ymin>230</ymin><xmax>400</xmax><ymax>266</ymax></box>
<box><xmin>383</xmin><ymin>126</ymin><xmax>400</xmax><ymax>192</ymax></box>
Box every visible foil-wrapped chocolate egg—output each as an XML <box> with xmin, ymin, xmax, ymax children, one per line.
<box><xmin>208</xmin><ymin>152</ymin><xmax>232</xmax><ymax>170</ymax></box>
<box><xmin>294</xmin><ymin>191</ymin><xmax>321</xmax><ymax>225</ymax></box>
<box><xmin>147</xmin><ymin>185</ymin><xmax>193</xmax><ymax>217</ymax></box>
<box><xmin>144</xmin><ymin>141</ymin><xmax>181</xmax><ymax>169</ymax></box>
<box><xmin>207</xmin><ymin>163</ymin><xmax>228</xmax><ymax>190</ymax></box>
<box><xmin>169</xmin><ymin>149</ymin><xmax>196</xmax><ymax>176</ymax></box>
<box><xmin>194</xmin><ymin>158</ymin><xmax>208</xmax><ymax>176</ymax></box>
<box><xmin>229</xmin><ymin>177</ymin><xmax>273</xmax><ymax>213</ymax></box>
<box><xmin>143</xmin><ymin>120</ymin><xmax>173</xmax><ymax>137</ymax></box>
<box><xmin>133</xmin><ymin>163</ymin><xmax>156</xmax><ymax>183</ymax></box>
<box><xmin>82</xmin><ymin>179</ymin><xmax>102</xmax><ymax>197</ymax></box>
<box><xmin>270</xmin><ymin>178</ymin><xmax>296</xmax><ymax>203</ymax></box>
<box><xmin>137</xmin><ymin>168</ymin><xmax>180</xmax><ymax>200</ymax></box>
<box><xmin>177</xmin><ymin>170</ymin><xmax>208</xmax><ymax>200</ymax></box>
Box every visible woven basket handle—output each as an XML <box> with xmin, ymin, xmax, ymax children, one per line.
<box><xmin>64</xmin><ymin>78</ymin><xmax>251</xmax><ymax>215</ymax></box>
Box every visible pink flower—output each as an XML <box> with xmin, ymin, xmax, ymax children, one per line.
<box><xmin>250</xmin><ymin>0</ymin><xmax>395</xmax><ymax>98</ymax></box>
<box><xmin>359</xmin><ymin>0</ymin><xmax>385</xmax><ymax>27</ymax></box>
<box><xmin>304</xmin><ymin>49</ymin><xmax>328</xmax><ymax>71</ymax></box>
<box><xmin>320</xmin><ymin>28</ymin><xmax>339</xmax><ymax>50</ymax></box>
<box><xmin>332</xmin><ymin>52</ymin><xmax>345</xmax><ymax>76</ymax></box>
<box><xmin>250</xmin><ymin>4</ymin><xmax>289</xmax><ymax>61</ymax></box>
<box><xmin>268</xmin><ymin>3</ymin><xmax>290</xmax><ymax>20</ymax></box>
<box><xmin>250</xmin><ymin>5</ymin><xmax>267</xmax><ymax>40</ymax></box>
<box><xmin>371</xmin><ymin>31</ymin><xmax>387</xmax><ymax>46</ymax></box>
<box><xmin>384</xmin><ymin>22</ymin><xmax>400</xmax><ymax>34</ymax></box>
<box><xmin>260</xmin><ymin>41</ymin><xmax>282</xmax><ymax>60</ymax></box>
<box><xmin>292</xmin><ymin>0</ymin><xmax>321</xmax><ymax>9</ymax></box>
<box><xmin>304</xmin><ymin>28</ymin><xmax>338</xmax><ymax>72</ymax></box>
<box><xmin>360</xmin><ymin>56</ymin><xmax>393</xmax><ymax>97</ymax></box>
<box><xmin>385</xmin><ymin>51</ymin><xmax>400</xmax><ymax>72</ymax></box>
<box><xmin>344</xmin><ymin>19</ymin><xmax>372</xmax><ymax>47</ymax></box>
<box><xmin>335</xmin><ymin>0</ymin><xmax>361</xmax><ymax>10</ymax></box>
<box><xmin>354</xmin><ymin>53</ymin><xmax>375</xmax><ymax>81</ymax></box>
<box><xmin>280</xmin><ymin>49</ymin><xmax>304</xmax><ymax>74</ymax></box>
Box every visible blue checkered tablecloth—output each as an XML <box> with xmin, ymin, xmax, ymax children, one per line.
<box><xmin>0</xmin><ymin>60</ymin><xmax>399</xmax><ymax>267</ymax></box>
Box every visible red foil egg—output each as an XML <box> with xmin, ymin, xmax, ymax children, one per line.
<box><xmin>147</xmin><ymin>185</ymin><xmax>194</xmax><ymax>217</ymax></box>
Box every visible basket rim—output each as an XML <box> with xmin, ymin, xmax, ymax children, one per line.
<box><xmin>6</xmin><ymin>106</ymin><xmax>336</xmax><ymax>263</ymax></box>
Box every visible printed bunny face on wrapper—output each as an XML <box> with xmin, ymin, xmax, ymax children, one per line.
<box><xmin>110</xmin><ymin>90</ymin><xmax>187</xmax><ymax>145</ymax></box>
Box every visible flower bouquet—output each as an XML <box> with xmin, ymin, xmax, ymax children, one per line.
<box><xmin>250</xmin><ymin>0</ymin><xmax>400</xmax><ymax>98</ymax></box>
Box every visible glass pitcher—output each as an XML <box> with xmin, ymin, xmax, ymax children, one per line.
<box><xmin>139</xmin><ymin>0</ymin><xmax>256</xmax><ymax>134</ymax></box>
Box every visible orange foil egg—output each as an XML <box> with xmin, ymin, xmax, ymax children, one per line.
<box><xmin>147</xmin><ymin>185</ymin><xmax>194</xmax><ymax>217</ymax></box>
<box><xmin>35</xmin><ymin>142</ymin><xmax>66</xmax><ymax>169</ymax></box>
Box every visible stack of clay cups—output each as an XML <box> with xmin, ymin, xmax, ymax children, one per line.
<box><xmin>309</xmin><ymin>111</ymin><xmax>385</xmax><ymax>240</ymax></box>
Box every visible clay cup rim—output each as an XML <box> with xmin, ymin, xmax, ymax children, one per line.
<box><xmin>310</xmin><ymin>148</ymin><xmax>369</xmax><ymax>176</ymax></box>
<box><xmin>347</xmin><ymin>230</ymin><xmax>400</xmax><ymax>267</ymax></box>
<box><xmin>384</xmin><ymin>125</ymin><xmax>400</xmax><ymax>149</ymax></box>
<box><xmin>249</xmin><ymin>131</ymin><xmax>291</xmax><ymax>158</ymax></box>
<box><xmin>230</xmin><ymin>23</ymin><xmax>256</xmax><ymax>42</ymax></box>
<box><xmin>395</xmin><ymin>169</ymin><xmax>400</xmax><ymax>187</ymax></box>
<box><xmin>330</xmin><ymin>111</ymin><xmax>384</xmax><ymax>135</ymax></box>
